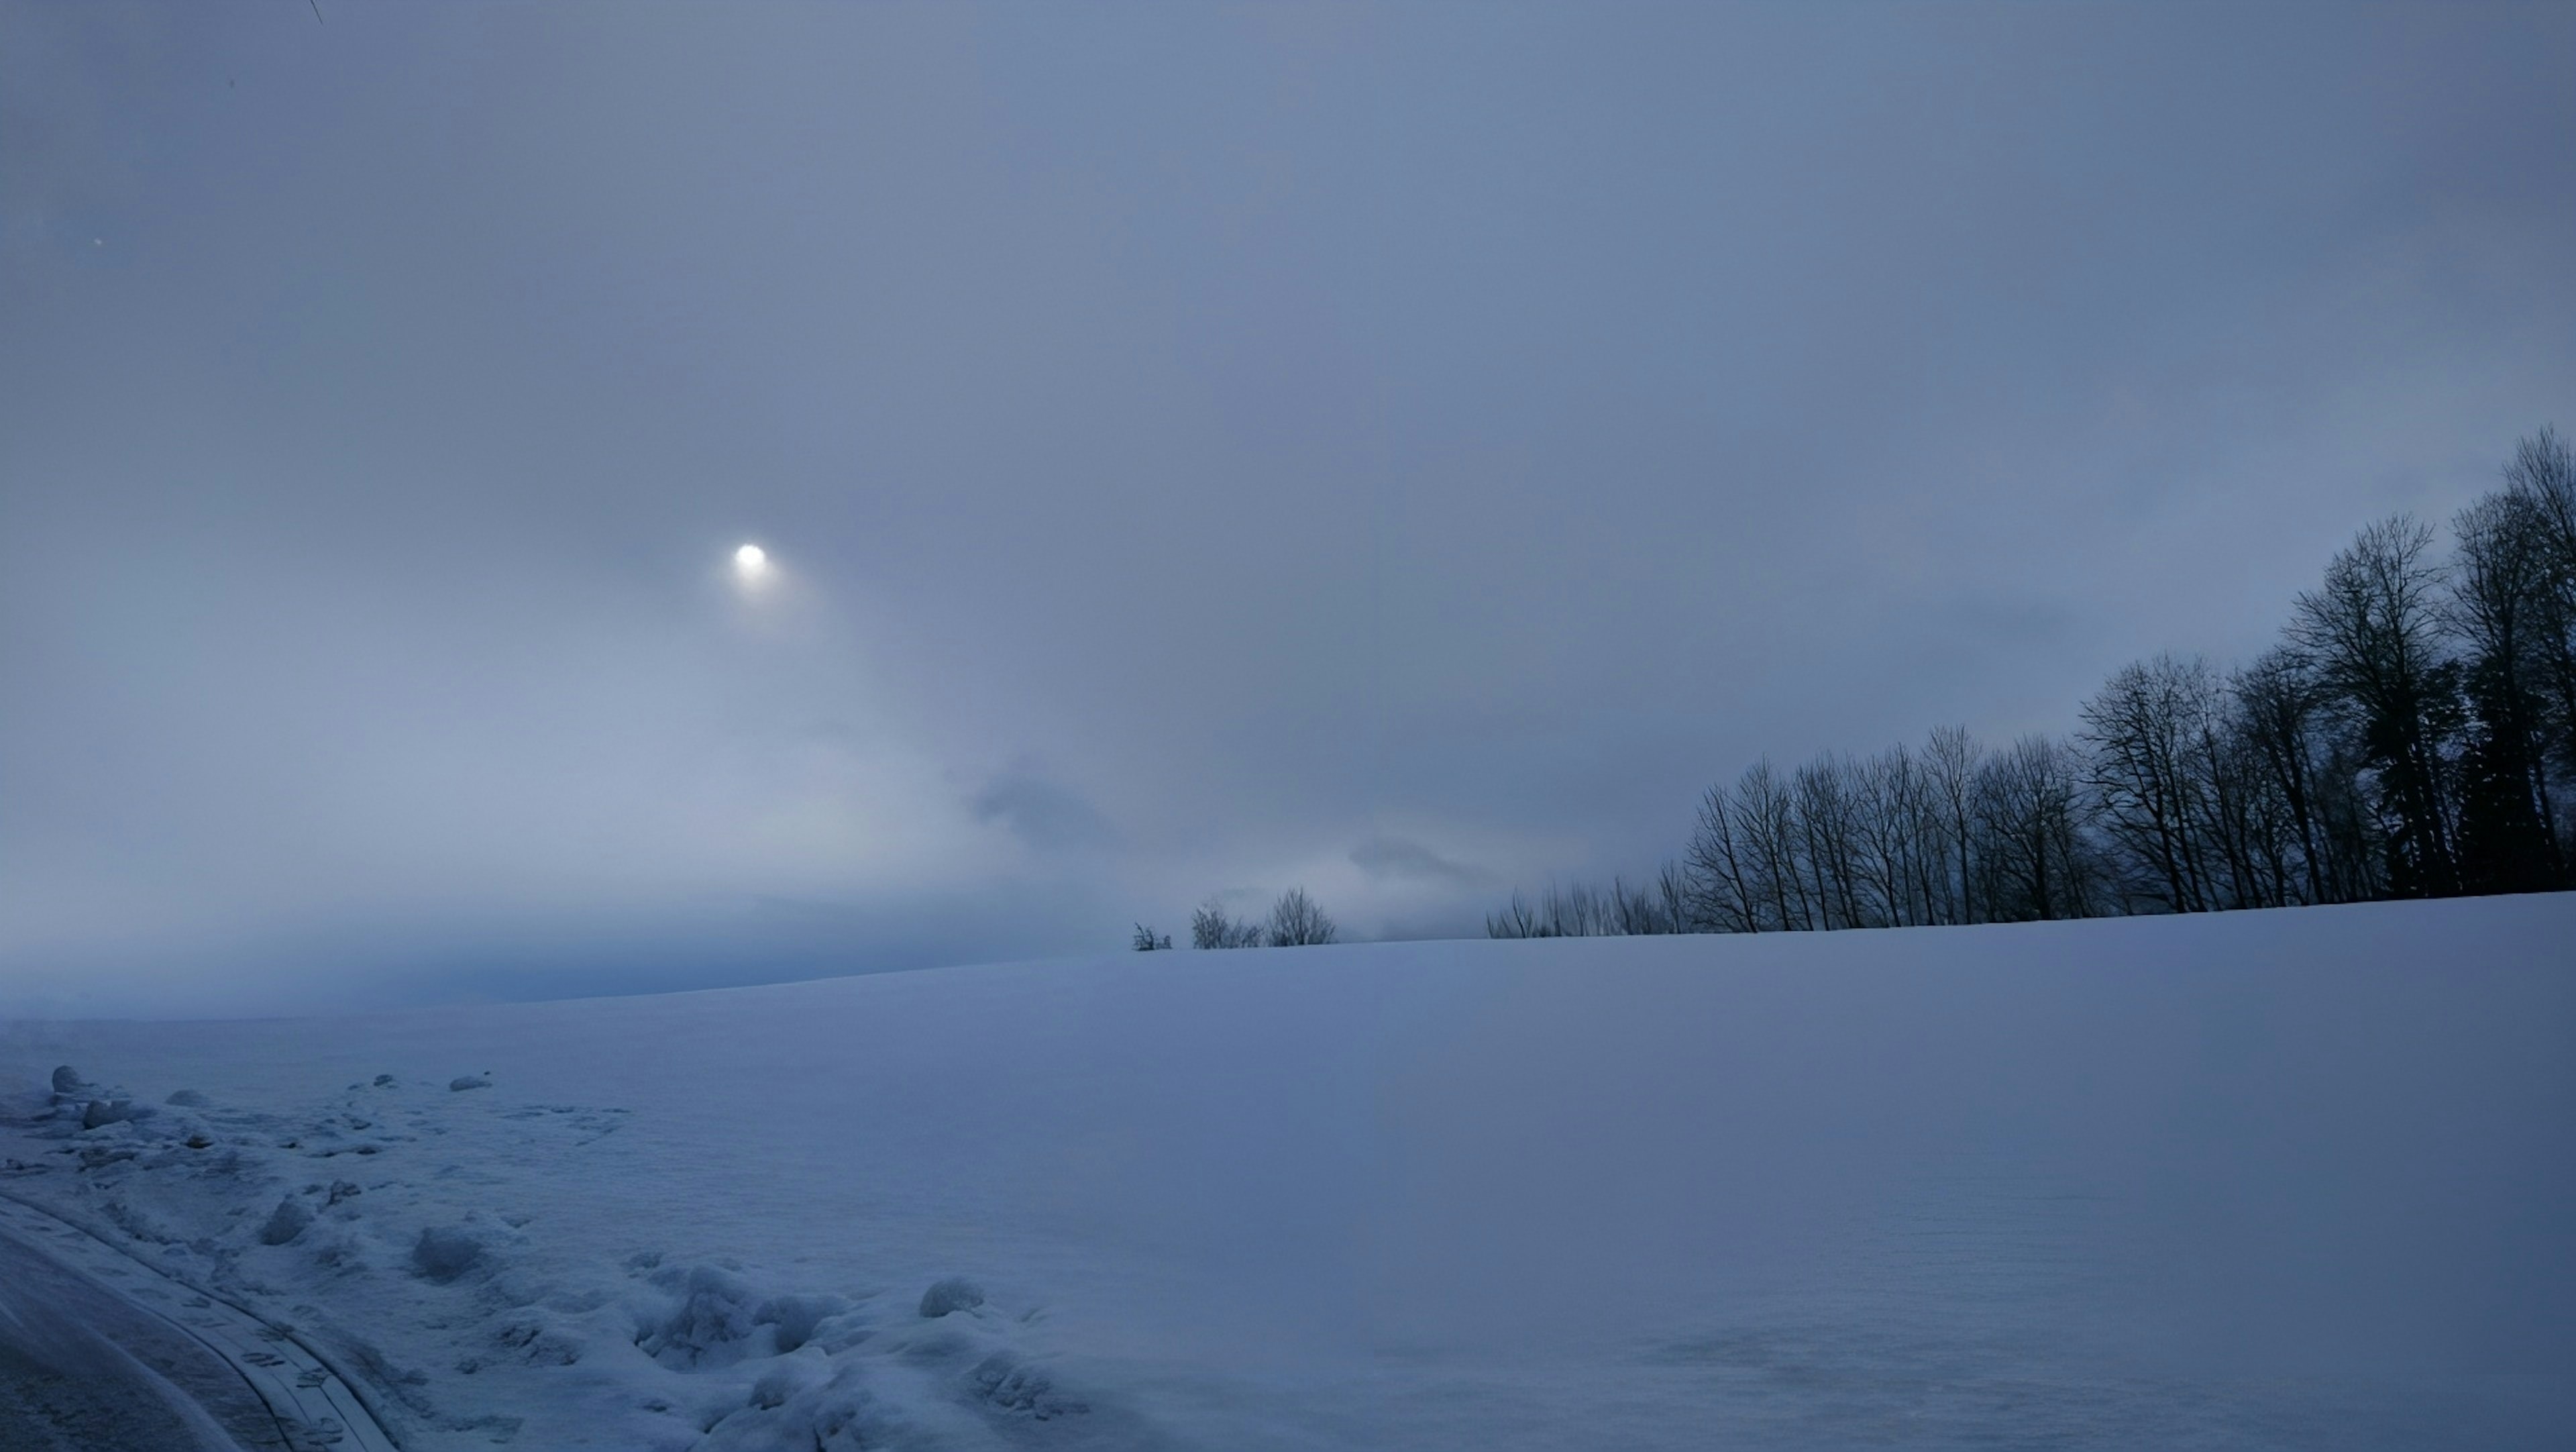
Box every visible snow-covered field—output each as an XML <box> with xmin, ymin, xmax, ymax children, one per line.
<box><xmin>4</xmin><ymin>896</ymin><xmax>2571</xmax><ymax>1449</ymax></box>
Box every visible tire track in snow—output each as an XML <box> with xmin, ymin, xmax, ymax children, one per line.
<box><xmin>0</xmin><ymin>1188</ymin><xmax>400</xmax><ymax>1451</ymax></box>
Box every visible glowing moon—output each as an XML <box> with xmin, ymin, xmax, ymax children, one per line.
<box><xmin>733</xmin><ymin>543</ymin><xmax>769</xmax><ymax>578</ymax></box>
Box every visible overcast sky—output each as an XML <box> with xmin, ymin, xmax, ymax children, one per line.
<box><xmin>3</xmin><ymin>2</ymin><xmax>2571</xmax><ymax>1014</ymax></box>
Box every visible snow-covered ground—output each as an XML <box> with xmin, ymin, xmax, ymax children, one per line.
<box><xmin>3</xmin><ymin>896</ymin><xmax>2571</xmax><ymax>1449</ymax></box>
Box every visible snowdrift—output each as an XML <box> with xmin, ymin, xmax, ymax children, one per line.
<box><xmin>5</xmin><ymin>896</ymin><xmax>2571</xmax><ymax>1449</ymax></box>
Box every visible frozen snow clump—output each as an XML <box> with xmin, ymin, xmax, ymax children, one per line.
<box><xmin>970</xmin><ymin>1351</ymin><xmax>1087</xmax><ymax>1419</ymax></box>
<box><xmin>165</xmin><ymin>1088</ymin><xmax>211</xmax><ymax>1107</ymax></box>
<box><xmin>637</xmin><ymin>1265</ymin><xmax>764</xmax><ymax>1369</ymax></box>
<box><xmin>755</xmin><ymin>1293</ymin><xmax>846</xmax><ymax>1355</ymax></box>
<box><xmin>260</xmin><ymin>1198</ymin><xmax>314</xmax><ymax>1245</ymax></box>
<box><xmin>700</xmin><ymin>1363</ymin><xmax>904</xmax><ymax>1452</ymax></box>
<box><xmin>918</xmin><ymin>1278</ymin><xmax>985</xmax><ymax>1318</ymax></box>
<box><xmin>80</xmin><ymin>1099</ymin><xmax>148</xmax><ymax>1130</ymax></box>
<box><xmin>449</xmin><ymin>1073</ymin><xmax>492</xmax><ymax>1092</ymax></box>
<box><xmin>413</xmin><ymin>1225</ymin><xmax>486</xmax><ymax>1282</ymax></box>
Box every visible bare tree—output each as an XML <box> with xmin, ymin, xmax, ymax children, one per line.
<box><xmin>1684</xmin><ymin>781</ymin><xmax>1763</xmax><ymax>933</ymax></box>
<box><xmin>2192</xmin><ymin>684</ymin><xmax>2296</xmax><ymax>909</ymax></box>
<box><xmin>1738</xmin><ymin>760</ymin><xmax>1811</xmax><ymax>930</ymax></box>
<box><xmin>2507</xmin><ymin>425</ymin><xmax>2576</xmax><ymax>539</ymax></box>
<box><xmin>2502</xmin><ymin>427</ymin><xmax>2576</xmax><ymax>795</ymax></box>
<box><xmin>1795</xmin><ymin>755</ymin><xmax>1869</xmax><ymax>929</ymax></box>
<box><xmin>2449</xmin><ymin>488</ymin><xmax>2568</xmax><ymax>889</ymax></box>
<box><xmin>1976</xmin><ymin>734</ymin><xmax>2096</xmax><ymax>921</ymax></box>
<box><xmin>2289</xmin><ymin>517</ymin><xmax>2462</xmax><ymax>896</ymax></box>
<box><xmin>1489</xmin><ymin>868</ymin><xmax>1695</xmax><ymax>937</ymax></box>
<box><xmin>1265</xmin><ymin>888</ymin><xmax>1338</xmax><ymax>947</ymax></box>
<box><xmin>1190</xmin><ymin>898</ymin><xmax>1264</xmax><ymax>949</ymax></box>
<box><xmin>1923</xmin><ymin>725</ymin><xmax>1983</xmax><ymax>923</ymax></box>
<box><xmin>2231</xmin><ymin>647</ymin><xmax>2382</xmax><ymax>904</ymax></box>
<box><xmin>1656</xmin><ymin>859</ymin><xmax>1698</xmax><ymax>933</ymax></box>
<box><xmin>1132</xmin><ymin>923</ymin><xmax>1173</xmax><ymax>951</ymax></box>
<box><xmin>2080</xmin><ymin>654</ymin><xmax>2223</xmax><ymax>913</ymax></box>
<box><xmin>1851</xmin><ymin>745</ymin><xmax>1932</xmax><ymax>927</ymax></box>
<box><xmin>1486</xmin><ymin>892</ymin><xmax>1545</xmax><ymax>939</ymax></box>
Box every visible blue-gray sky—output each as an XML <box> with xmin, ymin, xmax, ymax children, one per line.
<box><xmin>3</xmin><ymin>2</ymin><xmax>2571</xmax><ymax>1013</ymax></box>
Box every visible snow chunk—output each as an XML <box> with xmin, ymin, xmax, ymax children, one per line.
<box><xmin>636</xmin><ymin>1264</ymin><xmax>761</xmax><ymax>1369</ymax></box>
<box><xmin>413</xmin><ymin>1225</ymin><xmax>486</xmax><ymax>1282</ymax></box>
<box><xmin>918</xmin><ymin>1277</ymin><xmax>985</xmax><ymax>1318</ymax></box>
<box><xmin>756</xmin><ymin>1293</ymin><xmax>845</xmax><ymax>1355</ymax></box>
<box><xmin>449</xmin><ymin>1073</ymin><xmax>492</xmax><ymax>1092</ymax></box>
<box><xmin>259</xmin><ymin>1197</ymin><xmax>313</xmax><ymax>1245</ymax></box>
<box><xmin>701</xmin><ymin>1361</ymin><xmax>906</xmax><ymax>1452</ymax></box>
<box><xmin>970</xmin><ymin>1350</ymin><xmax>1087</xmax><ymax>1419</ymax></box>
<box><xmin>80</xmin><ymin>1098</ymin><xmax>148</xmax><ymax>1130</ymax></box>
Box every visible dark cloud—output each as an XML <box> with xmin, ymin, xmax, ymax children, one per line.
<box><xmin>1350</xmin><ymin>836</ymin><xmax>1494</xmax><ymax>891</ymax></box>
<box><xmin>972</xmin><ymin>766</ymin><xmax>1118</xmax><ymax>854</ymax></box>
<box><xmin>1</xmin><ymin>3</ymin><xmax>2570</xmax><ymax>1010</ymax></box>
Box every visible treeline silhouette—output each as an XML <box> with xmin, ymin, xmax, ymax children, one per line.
<box><xmin>1131</xmin><ymin>888</ymin><xmax>1338</xmax><ymax>951</ymax></box>
<box><xmin>1491</xmin><ymin>427</ymin><xmax>2576</xmax><ymax>937</ymax></box>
